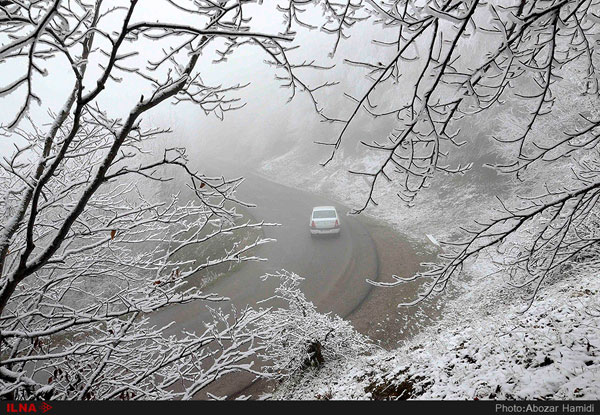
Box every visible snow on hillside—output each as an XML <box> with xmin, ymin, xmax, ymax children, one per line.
<box><xmin>267</xmin><ymin>255</ymin><xmax>600</xmax><ymax>400</ymax></box>
<box><xmin>257</xmin><ymin>146</ymin><xmax>599</xmax><ymax>401</ymax></box>
<box><xmin>258</xmin><ymin>146</ymin><xmax>515</xmax><ymax>246</ymax></box>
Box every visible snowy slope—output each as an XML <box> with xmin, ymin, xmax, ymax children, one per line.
<box><xmin>269</xmin><ymin>259</ymin><xmax>599</xmax><ymax>400</ymax></box>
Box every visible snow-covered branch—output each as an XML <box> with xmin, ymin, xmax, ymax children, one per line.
<box><xmin>252</xmin><ymin>271</ymin><xmax>373</xmax><ymax>380</ymax></box>
<box><xmin>0</xmin><ymin>0</ymin><xmax>340</xmax><ymax>400</ymax></box>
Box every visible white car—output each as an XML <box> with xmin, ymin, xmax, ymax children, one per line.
<box><xmin>310</xmin><ymin>206</ymin><xmax>341</xmax><ymax>236</ymax></box>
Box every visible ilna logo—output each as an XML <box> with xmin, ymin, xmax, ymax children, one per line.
<box><xmin>6</xmin><ymin>403</ymin><xmax>52</xmax><ymax>414</ymax></box>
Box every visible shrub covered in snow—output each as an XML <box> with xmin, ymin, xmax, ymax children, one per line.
<box><xmin>254</xmin><ymin>271</ymin><xmax>374</xmax><ymax>380</ymax></box>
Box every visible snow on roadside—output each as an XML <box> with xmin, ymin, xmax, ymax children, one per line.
<box><xmin>269</xmin><ymin>256</ymin><xmax>600</xmax><ymax>400</ymax></box>
<box><xmin>258</xmin><ymin>146</ymin><xmax>510</xmax><ymax>247</ymax></box>
<box><xmin>259</xmin><ymin>149</ymin><xmax>599</xmax><ymax>401</ymax></box>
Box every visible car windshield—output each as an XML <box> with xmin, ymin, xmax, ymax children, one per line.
<box><xmin>313</xmin><ymin>210</ymin><xmax>336</xmax><ymax>219</ymax></box>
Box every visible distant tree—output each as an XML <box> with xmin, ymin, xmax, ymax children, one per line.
<box><xmin>0</xmin><ymin>0</ymin><xmax>331</xmax><ymax>400</ymax></box>
<box><xmin>314</xmin><ymin>0</ymin><xmax>600</xmax><ymax>309</ymax></box>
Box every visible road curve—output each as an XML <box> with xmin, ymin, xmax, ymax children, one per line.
<box><xmin>150</xmin><ymin>162</ymin><xmax>382</xmax><ymax>398</ymax></box>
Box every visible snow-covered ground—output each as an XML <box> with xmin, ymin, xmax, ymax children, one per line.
<box><xmin>267</xmin><ymin>253</ymin><xmax>599</xmax><ymax>400</ymax></box>
<box><xmin>256</xmin><ymin>147</ymin><xmax>600</xmax><ymax>400</ymax></box>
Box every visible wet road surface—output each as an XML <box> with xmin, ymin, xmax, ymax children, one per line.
<box><xmin>149</xmin><ymin>161</ymin><xmax>419</xmax><ymax>399</ymax></box>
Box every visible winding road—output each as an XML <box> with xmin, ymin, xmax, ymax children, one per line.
<box><xmin>150</xmin><ymin>161</ymin><xmax>417</xmax><ymax>399</ymax></box>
